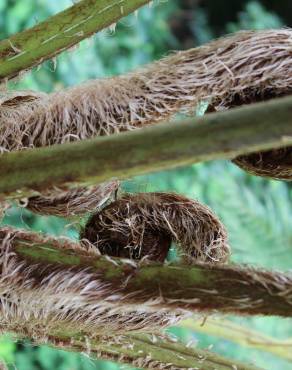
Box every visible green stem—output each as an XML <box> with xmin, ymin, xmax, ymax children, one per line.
<box><xmin>0</xmin><ymin>229</ymin><xmax>265</xmax><ymax>368</ymax></box>
<box><xmin>0</xmin><ymin>95</ymin><xmax>292</xmax><ymax>197</ymax></box>
<box><xmin>49</xmin><ymin>332</ymin><xmax>261</xmax><ymax>370</ymax></box>
<box><xmin>13</xmin><ymin>234</ymin><xmax>292</xmax><ymax>317</ymax></box>
<box><xmin>0</xmin><ymin>0</ymin><xmax>150</xmax><ymax>82</ymax></box>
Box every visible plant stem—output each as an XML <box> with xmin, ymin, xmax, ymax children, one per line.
<box><xmin>1</xmin><ymin>228</ymin><xmax>266</xmax><ymax>368</ymax></box>
<box><xmin>0</xmin><ymin>95</ymin><xmax>292</xmax><ymax>197</ymax></box>
<box><xmin>0</xmin><ymin>0</ymin><xmax>150</xmax><ymax>82</ymax></box>
<box><xmin>13</xmin><ymin>234</ymin><xmax>292</xmax><ymax>317</ymax></box>
<box><xmin>46</xmin><ymin>332</ymin><xmax>261</xmax><ymax>370</ymax></box>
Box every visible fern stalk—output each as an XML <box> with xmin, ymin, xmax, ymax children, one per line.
<box><xmin>0</xmin><ymin>0</ymin><xmax>151</xmax><ymax>82</ymax></box>
<box><xmin>0</xmin><ymin>95</ymin><xmax>291</xmax><ymax>198</ymax></box>
<box><xmin>47</xmin><ymin>332</ymin><xmax>261</xmax><ymax>370</ymax></box>
<box><xmin>0</xmin><ymin>227</ymin><xmax>267</xmax><ymax>369</ymax></box>
<box><xmin>9</xmin><ymin>229</ymin><xmax>292</xmax><ymax>317</ymax></box>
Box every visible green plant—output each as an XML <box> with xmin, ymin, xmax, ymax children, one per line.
<box><xmin>0</xmin><ymin>1</ymin><xmax>292</xmax><ymax>370</ymax></box>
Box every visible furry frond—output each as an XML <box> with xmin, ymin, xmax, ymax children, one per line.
<box><xmin>1</xmin><ymin>29</ymin><xmax>292</xmax><ymax>153</ymax></box>
<box><xmin>23</xmin><ymin>181</ymin><xmax>119</xmax><ymax>217</ymax></box>
<box><xmin>0</xmin><ymin>227</ymin><xmax>187</xmax><ymax>340</ymax></box>
<box><xmin>233</xmin><ymin>144</ymin><xmax>292</xmax><ymax>180</ymax></box>
<box><xmin>81</xmin><ymin>192</ymin><xmax>230</xmax><ymax>264</ymax></box>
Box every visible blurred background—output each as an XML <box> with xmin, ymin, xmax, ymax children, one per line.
<box><xmin>0</xmin><ymin>0</ymin><xmax>292</xmax><ymax>369</ymax></box>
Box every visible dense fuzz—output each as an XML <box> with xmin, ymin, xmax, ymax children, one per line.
<box><xmin>233</xmin><ymin>147</ymin><xmax>292</xmax><ymax>180</ymax></box>
<box><xmin>81</xmin><ymin>192</ymin><xmax>230</xmax><ymax>264</ymax></box>
<box><xmin>0</xmin><ymin>226</ymin><xmax>291</xmax><ymax>370</ymax></box>
<box><xmin>1</xmin><ymin>226</ymin><xmax>292</xmax><ymax>344</ymax></box>
<box><xmin>1</xmin><ymin>29</ymin><xmax>291</xmax><ymax>215</ymax></box>
<box><xmin>0</xmin><ymin>227</ymin><xmax>187</xmax><ymax>340</ymax></box>
<box><xmin>1</xmin><ymin>29</ymin><xmax>292</xmax><ymax>152</ymax></box>
<box><xmin>24</xmin><ymin>181</ymin><xmax>119</xmax><ymax>217</ymax></box>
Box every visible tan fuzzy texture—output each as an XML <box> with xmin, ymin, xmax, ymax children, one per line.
<box><xmin>233</xmin><ymin>147</ymin><xmax>292</xmax><ymax>180</ymax></box>
<box><xmin>23</xmin><ymin>181</ymin><xmax>119</xmax><ymax>217</ymax></box>
<box><xmin>2</xmin><ymin>29</ymin><xmax>292</xmax><ymax>213</ymax></box>
<box><xmin>81</xmin><ymin>192</ymin><xmax>230</xmax><ymax>264</ymax></box>
<box><xmin>0</xmin><ymin>227</ymin><xmax>188</xmax><ymax>340</ymax></box>
<box><xmin>0</xmin><ymin>30</ymin><xmax>291</xmax><ymax>185</ymax></box>
<box><xmin>1</xmin><ymin>226</ymin><xmax>292</xmax><ymax>369</ymax></box>
<box><xmin>1</xmin><ymin>29</ymin><xmax>292</xmax><ymax>153</ymax></box>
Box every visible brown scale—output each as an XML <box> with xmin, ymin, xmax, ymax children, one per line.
<box><xmin>232</xmin><ymin>90</ymin><xmax>292</xmax><ymax>181</ymax></box>
<box><xmin>81</xmin><ymin>198</ymin><xmax>172</xmax><ymax>262</ymax></box>
<box><xmin>233</xmin><ymin>147</ymin><xmax>292</xmax><ymax>181</ymax></box>
<box><xmin>208</xmin><ymin>88</ymin><xmax>292</xmax><ymax>181</ymax></box>
<box><xmin>81</xmin><ymin>192</ymin><xmax>229</xmax><ymax>264</ymax></box>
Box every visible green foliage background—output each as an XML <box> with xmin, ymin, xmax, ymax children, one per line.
<box><xmin>0</xmin><ymin>1</ymin><xmax>291</xmax><ymax>369</ymax></box>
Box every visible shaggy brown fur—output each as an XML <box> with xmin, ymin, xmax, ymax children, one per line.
<box><xmin>1</xmin><ymin>29</ymin><xmax>292</xmax><ymax>152</ymax></box>
<box><xmin>225</xmin><ymin>90</ymin><xmax>292</xmax><ymax>180</ymax></box>
<box><xmin>4</xmin><ymin>29</ymin><xmax>292</xmax><ymax>215</ymax></box>
<box><xmin>81</xmin><ymin>192</ymin><xmax>230</xmax><ymax>264</ymax></box>
<box><xmin>1</xmin><ymin>226</ymin><xmax>292</xmax><ymax>369</ymax></box>
<box><xmin>3</xmin><ymin>29</ymin><xmax>292</xmax><ymax>214</ymax></box>
<box><xmin>24</xmin><ymin>181</ymin><xmax>119</xmax><ymax>217</ymax></box>
<box><xmin>0</xmin><ymin>227</ymin><xmax>187</xmax><ymax>339</ymax></box>
<box><xmin>233</xmin><ymin>147</ymin><xmax>292</xmax><ymax>180</ymax></box>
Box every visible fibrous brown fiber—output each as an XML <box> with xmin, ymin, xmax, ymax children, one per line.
<box><xmin>0</xmin><ymin>227</ymin><xmax>187</xmax><ymax>339</ymax></box>
<box><xmin>1</xmin><ymin>226</ymin><xmax>292</xmax><ymax>342</ymax></box>
<box><xmin>2</xmin><ymin>29</ymin><xmax>292</xmax><ymax>215</ymax></box>
<box><xmin>233</xmin><ymin>147</ymin><xmax>292</xmax><ymax>180</ymax></box>
<box><xmin>81</xmin><ymin>192</ymin><xmax>230</xmax><ymax>264</ymax></box>
<box><xmin>24</xmin><ymin>180</ymin><xmax>119</xmax><ymax>217</ymax></box>
<box><xmin>2</xmin><ymin>30</ymin><xmax>292</xmax><ymax>152</ymax></box>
